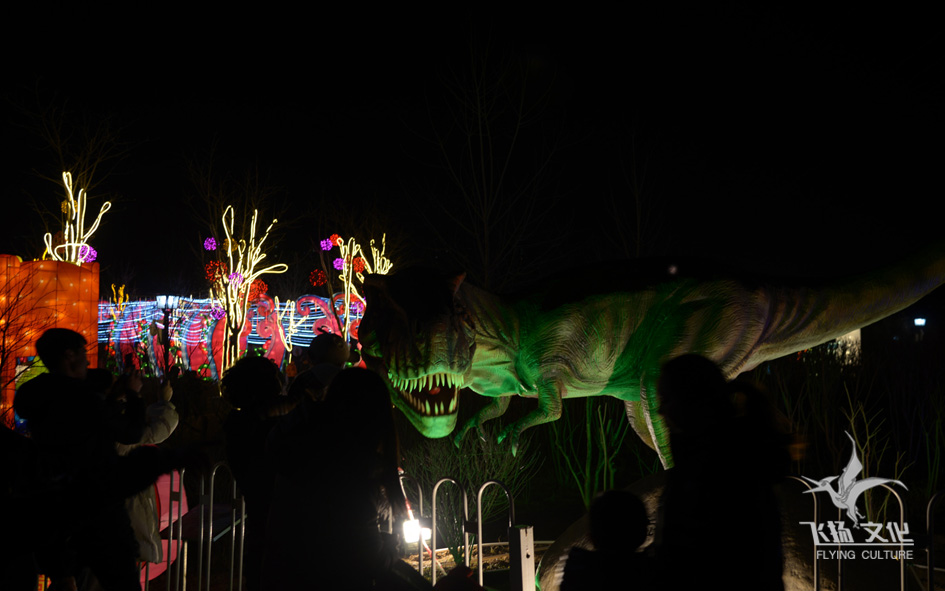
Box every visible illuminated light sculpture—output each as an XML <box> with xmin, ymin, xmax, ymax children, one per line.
<box><xmin>109</xmin><ymin>284</ymin><xmax>129</xmax><ymax>319</ymax></box>
<box><xmin>42</xmin><ymin>172</ymin><xmax>110</xmax><ymax>265</ymax></box>
<box><xmin>274</xmin><ymin>296</ymin><xmax>306</xmax><ymax>357</ymax></box>
<box><xmin>328</xmin><ymin>233</ymin><xmax>392</xmax><ymax>341</ymax></box>
<box><xmin>210</xmin><ymin>206</ymin><xmax>288</xmax><ymax>373</ymax></box>
<box><xmin>97</xmin><ymin>294</ymin><xmax>363</xmax><ymax>380</ymax></box>
<box><xmin>1</xmin><ymin>254</ymin><xmax>98</xmax><ymax>424</ymax></box>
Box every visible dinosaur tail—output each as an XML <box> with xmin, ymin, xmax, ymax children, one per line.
<box><xmin>752</xmin><ymin>242</ymin><xmax>945</xmax><ymax>365</ymax></box>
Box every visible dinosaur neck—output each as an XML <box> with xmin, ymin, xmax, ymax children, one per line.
<box><xmin>460</xmin><ymin>283</ymin><xmax>521</xmax><ymax>353</ymax></box>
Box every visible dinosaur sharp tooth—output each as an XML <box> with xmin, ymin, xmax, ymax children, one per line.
<box><xmin>424</xmin><ymin>400</ymin><xmax>431</xmax><ymax>415</ymax></box>
<box><xmin>449</xmin><ymin>396</ymin><xmax>456</xmax><ymax>412</ymax></box>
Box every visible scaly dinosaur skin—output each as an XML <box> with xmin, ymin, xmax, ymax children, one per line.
<box><xmin>359</xmin><ymin>248</ymin><xmax>945</xmax><ymax>467</ymax></box>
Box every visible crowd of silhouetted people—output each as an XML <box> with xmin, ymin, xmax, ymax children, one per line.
<box><xmin>5</xmin><ymin>327</ymin><xmax>788</xmax><ymax>590</ymax></box>
<box><xmin>561</xmin><ymin>353</ymin><xmax>789</xmax><ymax>591</ymax></box>
<box><xmin>2</xmin><ymin>328</ymin><xmax>202</xmax><ymax>590</ymax></box>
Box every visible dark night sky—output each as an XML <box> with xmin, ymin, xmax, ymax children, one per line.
<box><xmin>2</xmin><ymin>7</ymin><xmax>942</xmax><ymax>298</ymax></box>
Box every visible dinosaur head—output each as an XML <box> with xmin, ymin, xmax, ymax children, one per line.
<box><xmin>359</xmin><ymin>269</ymin><xmax>475</xmax><ymax>438</ymax></box>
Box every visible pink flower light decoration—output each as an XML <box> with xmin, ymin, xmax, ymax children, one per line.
<box><xmin>78</xmin><ymin>245</ymin><xmax>97</xmax><ymax>263</ymax></box>
<box><xmin>204</xmin><ymin>237</ymin><xmax>217</xmax><ymax>251</ymax></box>
<box><xmin>228</xmin><ymin>272</ymin><xmax>244</xmax><ymax>285</ymax></box>
<box><xmin>333</xmin><ymin>258</ymin><xmax>345</xmax><ymax>271</ymax></box>
<box><xmin>320</xmin><ymin>238</ymin><xmax>333</xmax><ymax>251</ymax></box>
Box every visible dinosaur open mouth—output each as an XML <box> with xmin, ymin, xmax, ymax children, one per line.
<box><xmin>389</xmin><ymin>372</ymin><xmax>461</xmax><ymax>416</ymax></box>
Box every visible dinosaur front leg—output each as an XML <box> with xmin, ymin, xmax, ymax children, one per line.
<box><xmin>453</xmin><ymin>395</ymin><xmax>511</xmax><ymax>448</ymax></box>
<box><xmin>497</xmin><ymin>383</ymin><xmax>563</xmax><ymax>456</ymax></box>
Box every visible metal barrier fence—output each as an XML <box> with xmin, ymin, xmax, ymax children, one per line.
<box><xmin>143</xmin><ymin>461</ymin><xmax>246</xmax><ymax>591</ymax></box>
<box><xmin>404</xmin><ymin>474</ymin><xmax>536</xmax><ymax>591</ymax></box>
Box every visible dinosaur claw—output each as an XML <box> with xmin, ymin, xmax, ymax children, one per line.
<box><xmin>453</xmin><ymin>419</ymin><xmax>472</xmax><ymax>448</ymax></box>
<box><xmin>497</xmin><ymin>424</ymin><xmax>518</xmax><ymax>453</ymax></box>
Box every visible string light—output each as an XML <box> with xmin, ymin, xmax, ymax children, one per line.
<box><xmin>43</xmin><ymin>172</ymin><xmax>111</xmax><ymax>265</ymax></box>
<box><xmin>205</xmin><ymin>261</ymin><xmax>228</xmax><ymax>282</ymax></box>
<box><xmin>211</xmin><ymin>205</ymin><xmax>288</xmax><ymax>372</ymax></box>
<box><xmin>309</xmin><ymin>269</ymin><xmax>327</xmax><ymax>287</ymax></box>
<box><xmin>247</xmin><ymin>279</ymin><xmax>268</xmax><ymax>302</ymax></box>
<box><xmin>330</xmin><ymin>233</ymin><xmax>392</xmax><ymax>341</ymax></box>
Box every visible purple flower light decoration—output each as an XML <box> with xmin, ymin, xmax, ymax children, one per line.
<box><xmin>204</xmin><ymin>237</ymin><xmax>217</xmax><ymax>251</ymax></box>
<box><xmin>320</xmin><ymin>238</ymin><xmax>333</xmax><ymax>251</ymax></box>
<box><xmin>228</xmin><ymin>272</ymin><xmax>244</xmax><ymax>285</ymax></box>
<box><xmin>333</xmin><ymin>258</ymin><xmax>345</xmax><ymax>271</ymax></box>
<box><xmin>353</xmin><ymin>301</ymin><xmax>365</xmax><ymax>314</ymax></box>
<box><xmin>78</xmin><ymin>245</ymin><xmax>97</xmax><ymax>263</ymax></box>
<box><xmin>210</xmin><ymin>307</ymin><xmax>226</xmax><ymax>320</ymax></box>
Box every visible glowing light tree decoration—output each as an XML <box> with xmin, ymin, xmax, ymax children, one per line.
<box><xmin>322</xmin><ymin>233</ymin><xmax>392</xmax><ymax>341</ymax></box>
<box><xmin>209</xmin><ymin>206</ymin><xmax>288</xmax><ymax>373</ymax></box>
<box><xmin>42</xmin><ymin>172</ymin><xmax>111</xmax><ymax>264</ymax></box>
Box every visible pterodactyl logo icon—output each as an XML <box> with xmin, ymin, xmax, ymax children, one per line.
<box><xmin>801</xmin><ymin>432</ymin><xmax>907</xmax><ymax>528</ymax></box>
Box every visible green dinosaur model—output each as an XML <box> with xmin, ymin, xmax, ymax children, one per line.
<box><xmin>359</xmin><ymin>248</ymin><xmax>945</xmax><ymax>467</ymax></box>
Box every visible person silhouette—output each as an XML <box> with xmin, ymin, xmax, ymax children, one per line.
<box><xmin>561</xmin><ymin>489</ymin><xmax>655</xmax><ymax>590</ymax></box>
<box><xmin>655</xmin><ymin>354</ymin><xmax>786</xmax><ymax>591</ymax></box>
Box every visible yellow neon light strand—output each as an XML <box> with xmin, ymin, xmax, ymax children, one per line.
<box><xmin>274</xmin><ymin>297</ymin><xmax>307</xmax><ymax>354</ymax></box>
<box><xmin>43</xmin><ymin>172</ymin><xmax>111</xmax><ymax>264</ymax></box>
<box><xmin>212</xmin><ymin>206</ymin><xmax>288</xmax><ymax>372</ymax></box>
